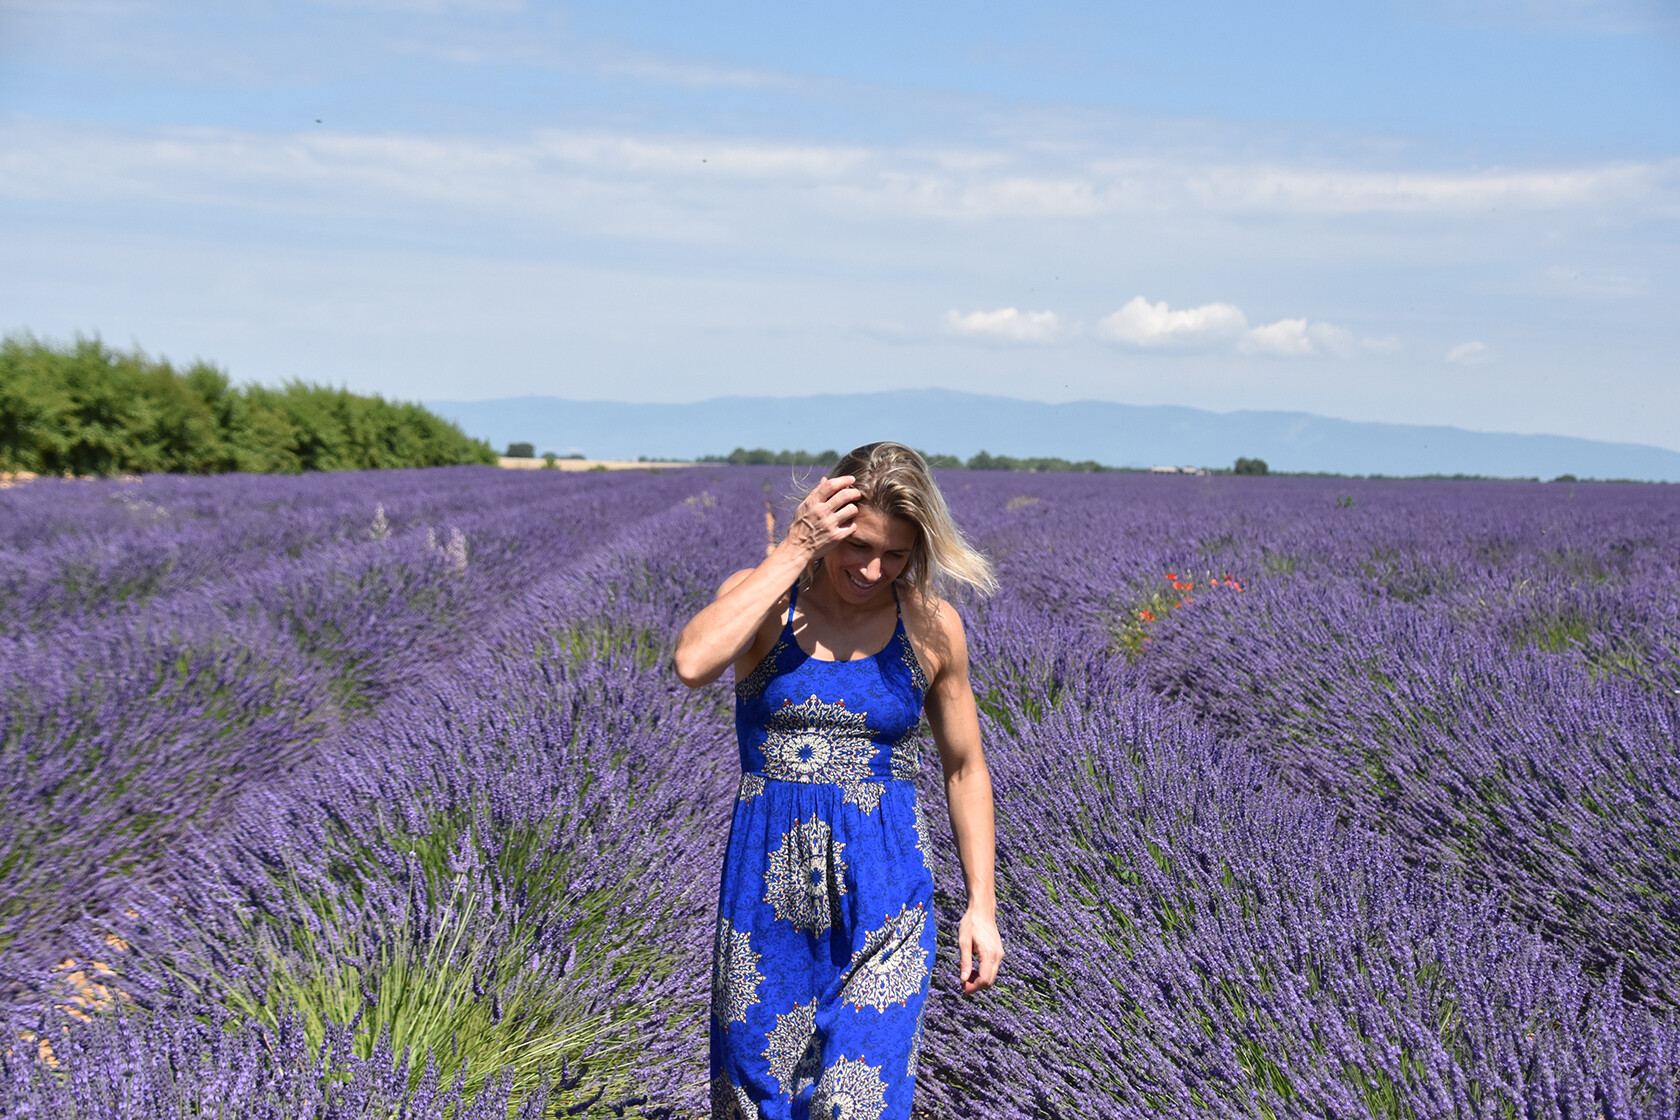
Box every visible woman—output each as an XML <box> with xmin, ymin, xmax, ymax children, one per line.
<box><xmin>674</xmin><ymin>441</ymin><xmax>1004</xmax><ymax>1120</ymax></box>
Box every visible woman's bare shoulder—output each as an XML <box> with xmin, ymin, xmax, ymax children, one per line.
<box><xmin>900</xmin><ymin>585</ymin><xmax>966</xmax><ymax>678</ymax></box>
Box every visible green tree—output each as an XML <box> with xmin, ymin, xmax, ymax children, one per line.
<box><xmin>0</xmin><ymin>333</ymin><xmax>496</xmax><ymax>475</ymax></box>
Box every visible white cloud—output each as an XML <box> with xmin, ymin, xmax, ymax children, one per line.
<box><xmin>1176</xmin><ymin>160</ymin><xmax>1670</xmax><ymax>216</ymax></box>
<box><xmin>1446</xmin><ymin>340</ymin><xmax>1495</xmax><ymax>365</ymax></box>
<box><xmin>1098</xmin><ymin>300</ymin><xmax>1386</xmax><ymax>358</ymax></box>
<box><xmin>1240</xmin><ymin>318</ymin><xmax>1314</xmax><ymax>357</ymax></box>
<box><xmin>5</xmin><ymin>120</ymin><xmax>1671</xmax><ymax>232</ymax></box>
<box><xmin>945</xmin><ymin>307</ymin><xmax>1062</xmax><ymax>342</ymax></box>
<box><xmin>1307</xmin><ymin>322</ymin><xmax>1356</xmax><ymax>358</ymax></box>
<box><xmin>601</xmin><ymin>57</ymin><xmax>783</xmax><ymax>89</ymax></box>
<box><xmin>1097</xmin><ymin>297</ymin><xmax>1247</xmax><ymax>349</ymax></box>
<box><xmin>1240</xmin><ymin>319</ymin><xmax>1365</xmax><ymax>358</ymax></box>
<box><xmin>533</xmin><ymin>131</ymin><xmax>869</xmax><ymax>179</ymax></box>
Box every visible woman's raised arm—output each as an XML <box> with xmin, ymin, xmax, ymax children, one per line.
<box><xmin>672</xmin><ymin>474</ymin><xmax>862</xmax><ymax>688</ymax></box>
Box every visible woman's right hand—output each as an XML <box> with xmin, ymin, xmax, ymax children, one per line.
<box><xmin>674</xmin><ymin>475</ymin><xmax>861</xmax><ymax>688</ymax></box>
<box><xmin>784</xmin><ymin>475</ymin><xmax>862</xmax><ymax>561</ymax></box>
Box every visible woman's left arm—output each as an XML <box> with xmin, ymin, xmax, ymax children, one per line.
<box><xmin>922</xmin><ymin>604</ymin><xmax>1004</xmax><ymax>995</ymax></box>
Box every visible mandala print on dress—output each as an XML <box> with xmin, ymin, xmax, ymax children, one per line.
<box><xmin>711</xmin><ymin>917</ymin><xmax>764</xmax><ymax>1030</ymax></box>
<box><xmin>898</xmin><ymin>631</ymin><xmax>928</xmax><ymax>694</ymax></box>
<box><xmin>840</xmin><ymin>903</ymin><xmax>930</xmax><ymax>1012</ymax></box>
<box><xmin>762</xmin><ymin>695</ymin><xmax>877</xmax><ymax>783</ymax></box>
<box><xmin>911</xmin><ymin>799</ymin><xmax>935</xmax><ymax>876</ymax></box>
<box><xmin>889</xmin><ymin>725</ymin><xmax>921</xmax><ymax>781</ymax></box>
<box><xmin>838</xmin><ymin>779</ymin><xmax>883</xmax><ymax>815</ymax></box>
<box><xmin>764</xmin><ymin>814</ymin><xmax>848</xmax><ymax>933</ymax></box>
<box><xmin>737</xmin><ymin>773</ymin><xmax>766</xmax><ymax>803</ymax></box>
<box><xmin>710</xmin><ymin>1072</ymin><xmax>755</xmax><ymax>1120</ymax></box>
<box><xmin>735</xmin><ymin>639</ymin><xmax>786</xmax><ymax>701</ymax></box>
<box><xmin>810</xmin><ymin>1055</ymin><xmax>889</xmax><ymax>1120</ymax></box>
<box><xmin>762</xmin><ymin>998</ymin><xmax>823</xmax><ymax>1100</ymax></box>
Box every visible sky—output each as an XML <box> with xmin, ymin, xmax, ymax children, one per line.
<box><xmin>2</xmin><ymin>0</ymin><xmax>1677</xmax><ymax>449</ymax></box>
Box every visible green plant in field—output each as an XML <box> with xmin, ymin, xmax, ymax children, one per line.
<box><xmin>548</xmin><ymin>621</ymin><xmax>668</xmax><ymax>672</ymax></box>
<box><xmin>1510</xmin><ymin>606</ymin><xmax>1667</xmax><ymax>691</ymax></box>
<box><xmin>150</xmin><ymin>806</ymin><xmax>687</xmax><ymax>1116</ymax></box>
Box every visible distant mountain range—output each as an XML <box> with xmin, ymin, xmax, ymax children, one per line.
<box><xmin>425</xmin><ymin>390</ymin><xmax>1680</xmax><ymax>482</ymax></box>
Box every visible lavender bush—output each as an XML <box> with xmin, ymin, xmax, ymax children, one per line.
<box><xmin>3</xmin><ymin>466</ymin><xmax>1677</xmax><ymax>1118</ymax></box>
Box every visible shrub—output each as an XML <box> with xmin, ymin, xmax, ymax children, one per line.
<box><xmin>0</xmin><ymin>334</ymin><xmax>496</xmax><ymax>475</ymax></box>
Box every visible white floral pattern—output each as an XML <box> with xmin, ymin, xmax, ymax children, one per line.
<box><xmin>712</xmin><ymin>917</ymin><xmax>764</xmax><ymax>1030</ymax></box>
<box><xmin>762</xmin><ymin>998</ymin><xmax>823</xmax><ymax>1100</ymax></box>
<box><xmin>889</xmin><ymin>725</ymin><xmax>921</xmax><ymax>780</ymax></box>
<box><xmin>764</xmin><ymin>814</ymin><xmax>848</xmax><ymax>933</ymax></box>
<box><xmin>911</xmin><ymin>799</ymin><xmax>935</xmax><ymax>876</ymax></box>
<box><xmin>719</xmin><ymin>584</ymin><xmax>936</xmax><ymax>1117</ymax></box>
<box><xmin>810</xmin><ymin>1055</ymin><xmax>889</xmax><ymax>1120</ymax></box>
<box><xmin>898</xmin><ymin>632</ymin><xmax>928</xmax><ymax>693</ymax></box>
<box><xmin>735</xmin><ymin>639</ymin><xmax>787</xmax><ymax>701</ymax></box>
<box><xmin>839</xmin><ymin>779</ymin><xmax>883</xmax><ymax>815</ymax></box>
<box><xmin>762</xmin><ymin>695</ymin><xmax>877</xmax><ymax>783</ymax></box>
<box><xmin>710</xmin><ymin>1072</ymin><xmax>756</xmax><ymax>1120</ymax></box>
<box><xmin>840</xmin><ymin>903</ymin><xmax>930</xmax><ymax>1012</ymax></box>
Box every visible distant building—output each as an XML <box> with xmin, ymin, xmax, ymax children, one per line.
<box><xmin>1149</xmin><ymin>465</ymin><xmax>1207</xmax><ymax>476</ymax></box>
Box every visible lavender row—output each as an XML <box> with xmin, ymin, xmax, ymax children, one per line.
<box><xmin>3</xmin><ymin>1002</ymin><xmax>555</xmax><ymax>1120</ymax></box>
<box><xmin>1140</xmin><ymin>573</ymin><xmax>1680</xmax><ymax>1005</ymax></box>
<box><xmin>5</xmin><ymin>466</ymin><xmax>1679</xmax><ymax>1119</ymax></box>
<box><xmin>0</xmin><ymin>467</ymin><xmax>726</xmax><ymax>987</ymax></box>
<box><xmin>938</xmin><ymin>472</ymin><xmax>1680</xmax><ymax>1006</ymax></box>
<box><xmin>0</xmin><ymin>466</ymin><xmax>708</xmax><ymax>632</ymax></box>
<box><xmin>971</xmin><ymin>671</ymin><xmax>1677</xmax><ymax>1118</ymax></box>
<box><xmin>4</xmin><ymin>469</ymin><xmax>768</xmax><ymax>1115</ymax></box>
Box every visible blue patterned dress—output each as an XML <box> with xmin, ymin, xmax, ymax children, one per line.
<box><xmin>710</xmin><ymin>581</ymin><xmax>937</xmax><ymax>1120</ymax></box>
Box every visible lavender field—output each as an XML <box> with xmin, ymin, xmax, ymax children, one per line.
<box><xmin>3</xmin><ymin>465</ymin><xmax>1679</xmax><ymax>1119</ymax></box>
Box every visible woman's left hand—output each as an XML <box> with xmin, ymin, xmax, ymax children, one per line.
<box><xmin>957</xmin><ymin>907</ymin><xmax>1003</xmax><ymax>994</ymax></box>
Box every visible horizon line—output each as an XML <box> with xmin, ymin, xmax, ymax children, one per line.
<box><xmin>425</xmin><ymin>389</ymin><xmax>1680</xmax><ymax>456</ymax></box>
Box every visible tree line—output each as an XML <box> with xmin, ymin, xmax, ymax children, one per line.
<box><xmin>0</xmin><ymin>335</ymin><xmax>496</xmax><ymax>476</ymax></box>
<box><xmin>700</xmin><ymin>447</ymin><xmax>1116</xmax><ymax>472</ymax></box>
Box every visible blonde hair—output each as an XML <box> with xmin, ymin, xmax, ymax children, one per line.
<box><xmin>809</xmin><ymin>442</ymin><xmax>997</xmax><ymax>600</ymax></box>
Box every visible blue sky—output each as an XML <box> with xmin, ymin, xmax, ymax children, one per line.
<box><xmin>3</xmin><ymin>0</ymin><xmax>1677</xmax><ymax>449</ymax></box>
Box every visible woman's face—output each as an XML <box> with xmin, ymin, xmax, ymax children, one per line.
<box><xmin>824</xmin><ymin>504</ymin><xmax>917</xmax><ymax>605</ymax></box>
